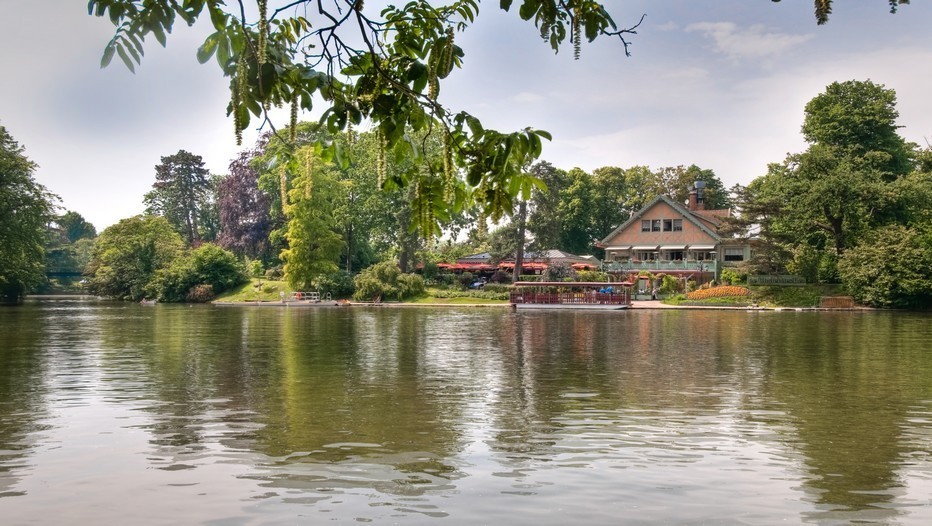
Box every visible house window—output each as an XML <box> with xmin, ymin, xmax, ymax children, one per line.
<box><xmin>652</xmin><ymin>219</ymin><xmax>661</xmax><ymax>232</ymax></box>
<box><xmin>641</xmin><ymin>220</ymin><xmax>651</xmax><ymax>232</ymax></box>
<box><xmin>724</xmin><ymin>248</ymin><xmax>745</xmax><ymax>262</ymax></box>
<box><xmin>663</xmin><ymin>219</ymin><xmax>673</xmax><ymax>232</ymax></box>
<box><xmin>673</xmin><ymin>219</ymin><xmax>683</xmax><ymax>231</ymax></box>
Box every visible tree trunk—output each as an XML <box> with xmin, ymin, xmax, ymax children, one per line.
<box><xmin>513</xmin><ymin>199</ymin><xmax>527</xmax><ymax>282</ymax></box>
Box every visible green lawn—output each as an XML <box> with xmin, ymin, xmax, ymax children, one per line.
<box><xmin>213</xmin><ymin>279</ymin><xmax>292</xmax><ymax>302</ymax></box>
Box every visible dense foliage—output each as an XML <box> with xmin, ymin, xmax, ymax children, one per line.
<box><xmin>150</xmin><ymin>243</ymin><xmax>248</xmax><ymax>302</ymax></box>
<box><xmin>0</xmin><ymin>124</ymin><xmax>57</xmax><ymax>303</ymax></box>
<box><xmin>352</xmin><ymin>261</ymin><xmax>425</xmax><ymax>302</ymax></box>
<box><xmin>217</xmin><ymin>148</ymin><xmax>275</xmax><ymax>261</ymax></box>
<box><xmin>837</xmin><ymin>226</ymin><xmax>932</xmax><ymax>309</ymax></box>
<box><xmin>86</xmin><ymin>215</ymin><xmax>185</xmax><ymax>301</ymax></box>
<box><xmin>731</xmin><ymin>80</ymin><xmax>932</xmax><ymax>307</ymax></box>
<box><xmin>144</xmin><ymin>150</ymin><xmax>217</xmax><ymax>244</ymax></box>
<box><xmin>89</xmin><ymin>0</ymin><xmax>644</xmax><ymax>235</ymax></box>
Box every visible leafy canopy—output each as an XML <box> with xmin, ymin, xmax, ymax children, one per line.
<box><xmin>86</xmin><ymin>215</ymin><xmax>185</xmax><ymax>300</ymax></box>
<box><xmin>88</xmin><ymin>0</ymin><xmax>642</xmax><ymax>233</ymax></box>
<box><xmin>144</xmin><ymin>150</ymin><xmax>216</xmax><ymax>245</ymax></box>
<box><xmin>0</xmin><ymin>124</ymin><xmax>58</xmax><ymax>303</ymax></box>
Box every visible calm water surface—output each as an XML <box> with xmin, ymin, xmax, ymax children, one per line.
<box><xmin>1</xmin><ymin>299</ymin><xmax>930</xmax><ymax>524</ymax></box>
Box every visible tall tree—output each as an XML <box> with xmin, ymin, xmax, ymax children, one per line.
<box><xmin>0</xmin><ymin>124</ymin><xmax>57</xmax><ymax>303</ymax></box>
<box><xmin>85</xmin><ymin>215</ymin><xmax>185</xmax><ymax>301</ymax></box>
<box><xmin>526</xmin><ymin>161</ymin><xmax>567</xmax><ymax>251</ymax></box>
<box><xmin>738</xmin><ymin>80</ymin><xmax>919</xmax><ymax>283</ymax></box>
<box><xmin>144</xmin><ymin>150</ymin><xmax>215</xmax><ymax>245</ymax></box>
<box><xmin>56</xmin><ymin>210</ymin><xmax>97</xmax><ymax>243</ymax></box>
<box><xmin>588</xmin><ymin>166</ymin><xmax>634</xmax><ymax>240</ymax></box>
<box><xmin>651</xmin><ymin>164</ymin><xmax>732</xmax><ymax>210</ymax></box>
<box><xmin>556</xmin><ymin>168</ymin><xmax>598</xmax><ymax>255</ymax></box>
<box><xmin>217</xmin><ymin>149</ymin><xmax>274</xmax><ymax>261</ymax></box>
<box><xmin>802</xmin><ymin>80</ymin><xmax>913</xmax><ymax>178</ymax></box>
<box><xmin>280</xmin><ymin>148</ymin><xmax>345</xmax><ymax>290</ymax></box>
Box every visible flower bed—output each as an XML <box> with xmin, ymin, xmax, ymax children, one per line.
<box><xmin>686</xmin><ymin>286</ymin><xmax>751</xmax><ymax>300</ymax></box>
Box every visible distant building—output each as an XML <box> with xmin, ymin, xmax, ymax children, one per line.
<box><xmin>599</xmin><ymin>182</ymin><xmax>749</xmax><ymax>283</ymax></box>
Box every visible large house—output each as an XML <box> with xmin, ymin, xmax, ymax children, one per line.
<box><xmin>599</xmin><ymin>182</ymin><xmax>750</xmax><ymax>283</ymax></box>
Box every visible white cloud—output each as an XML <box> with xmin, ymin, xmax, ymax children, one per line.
<box><xmin>686</xmin><ymin>22</ymin><xmax>812</xmax><ymax>61</ymax></box>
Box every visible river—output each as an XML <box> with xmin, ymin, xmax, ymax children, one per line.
<box><xmin>1</xmin><ymin>299</ymin><xmax>930</xmax><ymax>524</ymax></box>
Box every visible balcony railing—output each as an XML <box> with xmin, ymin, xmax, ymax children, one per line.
<box><xmin>603</xmin><ymin>261</ymin><xmax>719</xmax><ymax>273</ymax></box>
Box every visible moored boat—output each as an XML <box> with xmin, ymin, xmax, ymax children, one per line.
<box><xmin>509</xmin><ymin>281</ymin><xmax>633</xmax><ymax>310</ymax></box>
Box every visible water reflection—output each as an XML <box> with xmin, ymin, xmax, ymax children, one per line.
<box><xmin>0</xmin><ymin>301</ymin><xmax>930</xmax><ymax>524</ymax></box>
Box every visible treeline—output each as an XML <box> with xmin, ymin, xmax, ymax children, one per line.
<box><xmin>4</xmin><ymin>79</ymin><xmax>930</xmax><ymax>307</ymax></box>
<box><xmin>78</xmin><ymin>121</ymin><xmax>735</xmax><ymax>303</ymax></box>
<box><xmin>729</xmin><ymin>80</ymin><xmax>932</xmax><ymax>308</ymax></box>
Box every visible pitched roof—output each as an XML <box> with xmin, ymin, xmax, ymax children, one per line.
<box><xmin>599</xmin><ymin>194</ymin><xmax>725</xmax><ymax>245</ymax></box>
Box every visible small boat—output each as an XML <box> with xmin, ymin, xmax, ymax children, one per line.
<box><xmin>139</xmin><ymin>299</ymin><xmax>157</xmax><ymax>306</ymax></box>
<box><xmin>509</xmin><ymin>281</ymin><xmax>633</xmax><ymax>310</ymax></box>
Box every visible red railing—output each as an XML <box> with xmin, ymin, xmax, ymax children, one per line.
<box><xmin>509</xmin><ymin>291</ymin><xmax>630</xmax><ymax>305</ymax></box>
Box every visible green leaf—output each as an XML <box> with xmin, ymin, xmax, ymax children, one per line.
<box><xmin>152</xmin><ymin>24</ymin><xmax>167</xmax><ymax>47</ymax></box>
<box><xmin>208</xmin><ymin>4</ymin><xmax>227</xmax><ymax>30</ymax></box>
<box><xmin>465</xmin><ymin>115</ymin><xmax>483</xmax><ymax>137</ymax></box>
<box><xmin>115</xmin><ymin>44</ymin><xmax>136</xmax><ymax>73</ymax></box>
<box><xmin>197</xmin><ymin>33</ymin><xmax>219</xmax><ymax>64</ymax></box>
<box><xmin>101</xmin><ymin>42</ymin><xmax>116</xmax><ymax>68</ymax></box>
<box><xmin>518</xmin><ymin>0</ymin><xmax>540</xmax><ymax>21</ymax></box>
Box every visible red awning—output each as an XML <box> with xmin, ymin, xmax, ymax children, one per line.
<box><xmin>451</xmin><ymin>263</ymin><xmax>497</xmax><ymax>272</ymax></box>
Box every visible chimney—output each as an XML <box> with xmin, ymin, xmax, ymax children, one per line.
<box><xmin>688</xmin><ymin>181</ymin><xmax>706</xmax><ymax>210</ymax></box>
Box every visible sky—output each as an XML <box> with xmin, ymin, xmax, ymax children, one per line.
<box><xmin>1</xmin><ymin>1</ymin><xmax>931</xmax><ymax>231</ymax></box>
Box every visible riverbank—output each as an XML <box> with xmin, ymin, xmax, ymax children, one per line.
<box><xmin>212</xmin><ymin>298</ymin><xmax>870</xmax><ymax>311</ymax></box>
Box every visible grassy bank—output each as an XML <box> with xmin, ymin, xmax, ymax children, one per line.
<box><xmin>213</xmin><ymin>279</ymin><xmax>292</xmax><ymax>302</ymax></box>
<box><xmin>663</xmin><ymin>283</ymin><xmax>847</xmax><ymax>308</ymax></box>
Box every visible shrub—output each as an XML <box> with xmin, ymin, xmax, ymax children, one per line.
<box><xmin>483</xmin><ymin>283</ymin><xmax>512</xmax><ymax>294</ymax></box>
<box><xmin>265</xmin><ymin>265</ymin><xmax>284</xmax><ymax>280</ymax></box>
<box><xmin>314</xmin><ymin>270</ymin><xmax>355</xmax><ymax>298</ymax></box>
<box><xmin>489</xmin><ymin>270</ymin><xmax>511</xmax><ymax>283</ymax></box>
<box><xmin>429</xmin><ymin>288</ymin><xmax>510</xmax><ymax>301</ymax></box>
<box><xmin>659</xmin><ymin>274</ymin><xmax>682</xmax><ymax>295</ymax></box>
<box><xmin>151</xmin><ymin>244</ymin><xmax>248</xmax><ymax>302</ymax></box>
<box><xmin>542</xmin><ymin>262</ymin><xmax>577</xmax><ymax>281</ymax></box>
<box><xmin>577</xmin><ymin>270</ymin><xmax>609</xmax><ymax>282</ymax></box>
<box><xmin>719</xmin><ymin>267</ymin><xmax>747</xmax><ymax>286</ymax></box>
<box><xmin>457</xmin><ymin>272</ymin><xmax>475</xmax><ymax>289</ymax></box>
<box><xmin>837</xmin><ymin>225</ymin><xmax>932</xmax><ymax>308</ymax></box>
<box><xmin>397</xmin><ymin>273</ymin><xmax>426</xmax><ymax>298</ymax></box>
<box><xmin>186</xmin><ymin>284</ymin><xmax>214</xmax><ymax>303</ymax></box>
<box><xmin>421</xmin><ymin>261</ymin><xmax>439</xmax><ymax>281</ymax></box>
<box><xmin>352</xmin><ymin>261</ymin><xmax>424</xmax><ymax>301</ymax></box>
